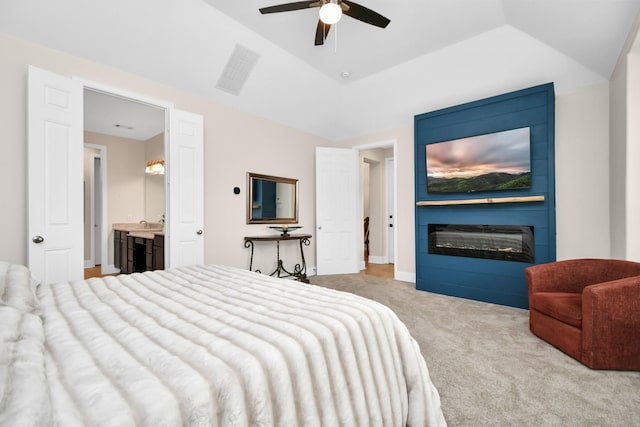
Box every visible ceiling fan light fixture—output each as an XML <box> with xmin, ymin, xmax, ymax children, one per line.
<box><xmin>319</xmin><ymin>2</ymin><xmax>342</xmax><ymax>25</ymax></box>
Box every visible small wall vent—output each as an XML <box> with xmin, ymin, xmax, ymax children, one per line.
<box><xmin>215</xmin><ymin>44</ymin><xmax>260</xmax><ymax>96</ymax></box>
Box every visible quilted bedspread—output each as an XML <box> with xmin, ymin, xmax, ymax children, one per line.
<box><xmin>8</xmin><ymin>264</ymin><xmax>445</xmax><ymax>426</ymax></box>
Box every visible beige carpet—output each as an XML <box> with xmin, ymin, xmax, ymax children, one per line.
<box><xmin>309</xmin><ymin>273</ymin><xmax>640</xmax><ymax>427</ymax></box>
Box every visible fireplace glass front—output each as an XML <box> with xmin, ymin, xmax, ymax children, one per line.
<box><xmin>428</xmin><ymin>224</ymin><xmax>534</xmax><ymax>263</ymax></box>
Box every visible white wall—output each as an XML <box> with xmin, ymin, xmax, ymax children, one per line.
<box><xmin>625</xmin><ymin>53</ymin><xmax>640</xmax><ymax>261</ymax></box>
<box><xmin>555</xmin><ymin>83</ymin><xmax>611</xmax><ymax>260</ymax></box>
<box><xmin>610</xmin><ymin>48</ymin><xmax>628</xmax><ymax>259</ymax></box>
<box><xmin>0</xmin><ymin>33</ymin><xmax>330</xmax><ymax>272</ymax></box>
<box><xmin>609</xmin><ymin>20</ymin><xmax>640</xmax><ymax>262</ymax></box>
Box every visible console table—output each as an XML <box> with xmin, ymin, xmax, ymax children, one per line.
<box><xmin>244</xmin><ymin>234</ymin><xmax>312</xmax><ymax>283</ymax></box>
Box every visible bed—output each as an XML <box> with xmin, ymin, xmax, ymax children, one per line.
<box><xmin>0</xmin><ymin>262</ymin><xmax>446</xmax><ymax>426</ymax></box>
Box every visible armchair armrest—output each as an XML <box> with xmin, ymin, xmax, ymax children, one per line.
<box><xmin>525</xmin><ymin>259</ymin><xmax>640</xmax><ymax>294</ymax></box>
<box><xmin>582</xmin><ymin>276</ymin><xmax>640</xmax><ymax>369</ymax></box>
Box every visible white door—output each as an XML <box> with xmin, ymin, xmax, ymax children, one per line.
<box><xmin>167</xmin><ymin>109</ymin><xmax>204</xmax><ymax>268</ymax></box>
<box><xmin>28</xmin><ymin>65</ymin><xmax>84</xmax><ymax>285</ymax></box>
<box><xmin>315</xmin><ymin>147</ymin><xmax>360</xmax><ymax>275</ymax></box>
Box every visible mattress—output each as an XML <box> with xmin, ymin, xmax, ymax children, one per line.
<box><xmin>2</xmin><ymin>263</ymin><xmax>446</xmax><ymax>426</ymax></box>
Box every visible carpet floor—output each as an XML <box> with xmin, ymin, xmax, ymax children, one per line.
<box><xmin>309</xmin><ymin>273</ymin><xmax>640</xmax><ymax>427</ymax></box>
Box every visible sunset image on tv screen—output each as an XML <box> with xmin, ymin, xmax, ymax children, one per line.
<box><xmin>426</xmin><ymin>127</ymin><xmax>531</xmax><ymax>194</ymax></box>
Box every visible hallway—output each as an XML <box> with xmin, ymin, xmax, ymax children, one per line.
<box><xmin>361</xmin><ymin>263</ymin><xmax>394</xmax><ymax>279</ymax></box>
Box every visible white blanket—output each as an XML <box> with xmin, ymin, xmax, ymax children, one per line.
<box><xmin>33</xmin><ymin>264</ymin><xmax>445</xmax><ymax>426</ymax></box>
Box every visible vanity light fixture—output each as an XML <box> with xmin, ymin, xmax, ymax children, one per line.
<box><xmin>145</xmin><ymin>159</ymin><xmax>165</xmax><ymax>175</ymax></box>
<box><xmin>319</xmin><ymin>0</ymin><xmax>342</xmax><ymax>24</ymax></box>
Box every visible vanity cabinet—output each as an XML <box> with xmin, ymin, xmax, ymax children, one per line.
<box><xmin>114</xmin><ymin>230</ymin><xmax>129</xmax><ymax>271</ymax></box>
<box><xmin>114</xmin><ymin>224</ymin><xmax>164</xmax><ymax>274</ymax></box>
<box><xmin>127</xmin><ymin>235</ymin><xmax>154</xmax><ymax>273</ymax></box>
<box><xmin>153</xmin><ymin>235</ymin><xmax>164</xmax><ymax>270</ymax></box>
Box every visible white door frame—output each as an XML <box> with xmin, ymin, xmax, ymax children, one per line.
<box><xmin>86</xmin><ymin>151</ymin><xmax>98</xmax><ymax>268</ymax></box>
<box><xmin>84</xmin><ymin>143</ymin><xmax>110</xmax><ymax>273</ymax></box>
<box><xmin>93</xmin><ymin>155</ymin><xmax>102</xmax><ymax>267</ymax></box>
<box><xmin>75</xmin><ymin>78</ymin><xmax>174</xmax><ymax>274</ymax></box>
<box><xmin>385</xmin><ymin>156</ymin><xmax>395</xmax><ymax>264</ymax></box>
<box><xmin>353</xmin><ymin>139</ymin><xmax>397</xmax><ymax>278</ymax></box>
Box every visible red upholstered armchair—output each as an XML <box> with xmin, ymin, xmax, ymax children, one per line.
<box><xmin>525</xmin><ymin>259</ymin><xmax>640</xmax><ymax>370</ymax></box>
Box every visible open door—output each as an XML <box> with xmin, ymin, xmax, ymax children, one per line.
<box><xmin>28</xmin><ymin>66</ymin><xmax>84</xmax><ymax>285</ymax></box>
<box><xmin>167</xmin><ymin>109</ymin><xmax>204</xmax><ymax>268</ymax></box>
<box><xmin>315</xmin><ymin>147</ymin><xmax>360</xmax><ymax>275</ymax></box>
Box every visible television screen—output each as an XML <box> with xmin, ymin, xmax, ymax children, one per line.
<box><xmin>426</xmin><ymin>127</ymin><xmax>531</xmax><ymax>194</ymax></box>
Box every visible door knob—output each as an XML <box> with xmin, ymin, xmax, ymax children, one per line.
<box><xmin>317</xmin><ymin>226</ymin><xmax>322</xmax><ymax>230</ymax></box>
<box><xmin>32</xmin><ymin>235</ymin><xmax>44</xmax><ymax>244</ymax></box>
<box><xmin>196</xmin><ymin>230</ymin><xmax>203</xmax><ymax>235</ymax></box>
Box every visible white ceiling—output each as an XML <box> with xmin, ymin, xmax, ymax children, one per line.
<box><xmin>2</xmin><ymin>0</ymin><xmax>639</xmax><ymax>141</ymax></box>
<box><xmin>207</xmin><ymin>0</ymin><xmax>634</xmax><ymax>82</ymax></box>
<box><xmin>84</xmin><ymin>90</ymin><xmax>165</xmax><ymax>141</ymax></box>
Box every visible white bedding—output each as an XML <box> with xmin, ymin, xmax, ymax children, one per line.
<box><xmin>2</xmin><ymin>263</ymin><xmax>445</xmax><ymax>426</ymax></box>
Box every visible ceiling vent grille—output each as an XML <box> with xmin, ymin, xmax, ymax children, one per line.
<box><xmin>215</xmin><ymin>44</ymin><xmax>260</xmax><ymax>96</ymax></box>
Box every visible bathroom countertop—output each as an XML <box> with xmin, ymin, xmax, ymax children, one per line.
<box><xmin>113</xmin><ymin>222</ymin><xmax>164</xmax><ymax>232</ymax></box>
<box><xmin>128</xmin><ymin>230</ymin><xmax>164</xmax><ymax>239</ymax></box>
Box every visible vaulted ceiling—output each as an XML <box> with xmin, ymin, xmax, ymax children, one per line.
<box><xmin>2</xmin><ymin>0</ymin><xmax>639</xmax><ymax>140</ymax></box>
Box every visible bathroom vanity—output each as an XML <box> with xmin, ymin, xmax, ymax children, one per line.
<box><xmin>113</xmin><ymin>223</ymin><xmax>164</xmax><ymax>274</ymax></box>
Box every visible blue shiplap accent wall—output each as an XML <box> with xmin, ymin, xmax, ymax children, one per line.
<box><xmin>414</xmin><ymin>83</ymin><xmax>556</xmax><ymax>309</ymax></box>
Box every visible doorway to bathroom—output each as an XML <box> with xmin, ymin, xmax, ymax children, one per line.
<box><xmin>82</xmin><ymin>88</ymin><xmax>166</xmax><ymax>277</ymax></box>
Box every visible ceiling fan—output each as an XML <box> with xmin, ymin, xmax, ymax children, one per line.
<box><xmin>259</xmin><ymin>0</ymin><xmax>390</xmax><ymax>46</ymax></box>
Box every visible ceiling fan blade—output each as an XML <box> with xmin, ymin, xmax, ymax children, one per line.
<box><xmin>259</xmin><ymin>1</ymin><xmax>320</xmax><ymax>14</ymax></box>
<box><xmin>341</xmin><ymin>0</ymin><xmax>390</xmax><ymax>28</ymax></box>
<box><xmin>315</xmin><ymin>20</ymin><xmax>331</xmax><ymax>46</ymax></box>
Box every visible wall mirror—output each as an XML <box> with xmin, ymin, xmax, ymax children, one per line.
<box><xmin>247</xmin><ymin>172</ymin><xmax>298</xmax><ymax>224</ymax></box>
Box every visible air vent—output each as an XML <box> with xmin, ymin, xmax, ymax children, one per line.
<box><xmin>215</xmin><ymin>44</ymin><xmax>260</xmax><ymax>96</ymax></box>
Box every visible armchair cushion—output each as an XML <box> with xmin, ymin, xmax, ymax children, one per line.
<box><xmin>530</xmin><ymin>292</ymin><xmax>581</xmax><ymax>328</ymax></box>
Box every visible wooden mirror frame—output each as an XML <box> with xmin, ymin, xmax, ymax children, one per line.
<box><xmin>246</xmin><ymin>172</ymin><xmax>299</xmax><ymax>224</ymax></box>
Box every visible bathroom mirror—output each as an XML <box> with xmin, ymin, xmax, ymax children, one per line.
<box><xmin>247</xmin><ymin>172</ymin><xmax>298</xmax><ymax>224</ymax></box>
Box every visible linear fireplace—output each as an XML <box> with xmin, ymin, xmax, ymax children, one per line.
<box><xmin>428</xmin><ymin>224</ymin><xmax>534</xmax><ymax>263</ymax></box>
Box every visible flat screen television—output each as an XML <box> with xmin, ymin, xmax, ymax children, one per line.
<box><xmin>426</xmin><ymin>127</ymin><xmax>531</xmax><ymax>194</ymax></box>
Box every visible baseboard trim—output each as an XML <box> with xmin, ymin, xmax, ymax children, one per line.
<box><xmin>84</xmin><ymin>259</ymin><xmax>95</xmax><ymax>268</ymax></box>
<box><xmin>395</xmin><ymin>271</ymin><xmax>416</xmax><ymax>283</ymax></box>
<box><xmin>308</xmin><ymin>266</ymin><xmax>317</xmax><ymax>277</ymax></box>
<box><xmin>102</xmin><ymin>264</ymin><xmax>120</xmax><ymax>275</ymax></box>
<box><xmin>367</xmin><ymin>256</ymin><xmax>386</xmax><ymax>264</ymax></box>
